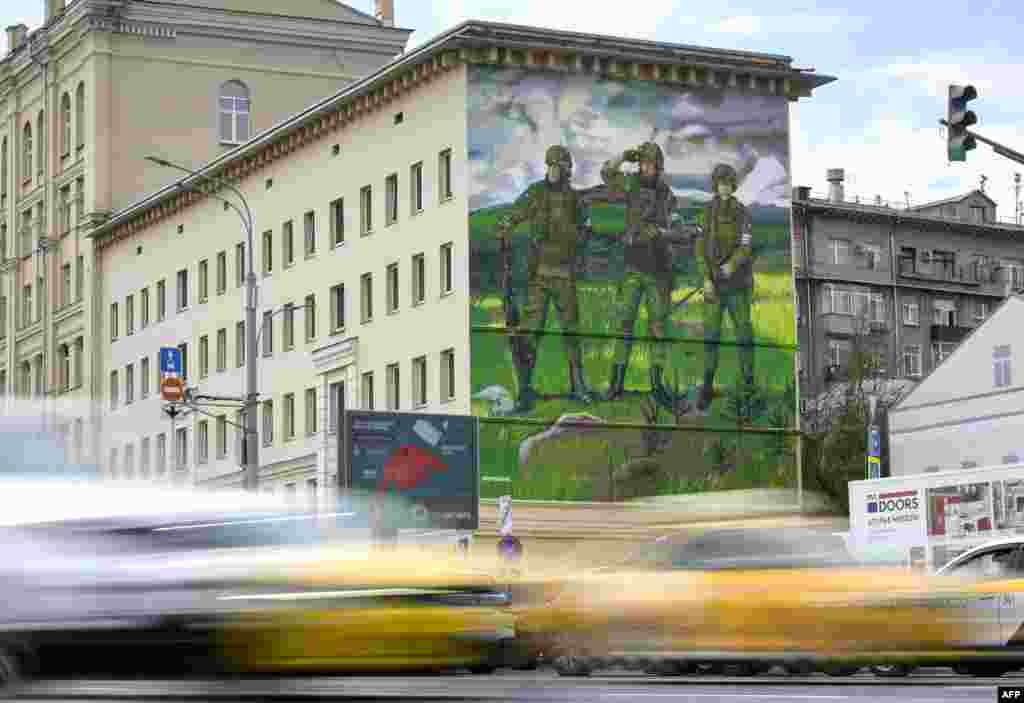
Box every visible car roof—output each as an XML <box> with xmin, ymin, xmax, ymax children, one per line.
<box><xmin>937</xmin><ymin>536</ymin><xmax>1024</xmax><ymax>574</ymax></box>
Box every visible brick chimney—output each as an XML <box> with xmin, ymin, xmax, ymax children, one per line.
<box><xmin>5</xmin><ymin>24</ymin><xmax>28</xmax><ymax>53</ymax></box>
<box><xmin>826</xmin><ymin>168</ymin><xmax>845</xmax><ymax>203</ymax></box>
<box><xmin>374</xmin><ymin>0</ymin><xmax>395</xmax><ymax>26</ymax></box>
<box><xmin>46</xmin><ymin>0</ymin><xmax>66</xmax><ymax>24</ymax></box>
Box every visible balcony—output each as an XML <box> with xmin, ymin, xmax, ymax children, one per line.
<box><xmin>897</xmin><ymin>260</ymin><xmax>981</xmax><ymax>287</ymax></box>
<box><xmin>821</xmin><ymin>313</ymin><xmax>889</xmax><ymax>338</ymax></box>
<box><xmin>930</xmin><ymin>324</ymin><xmax>972</xmax><ymax>343</ymax></box>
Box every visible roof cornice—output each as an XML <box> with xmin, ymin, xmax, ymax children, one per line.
<box><xmin>794</xmin><ymin>197</ymin><xmax>1024</xmax><ymax>238</ymax></box>
<box><xmin>91</xmin><ymin>19</ymin><xmax>836</xmax><ymax>250</ymax></box>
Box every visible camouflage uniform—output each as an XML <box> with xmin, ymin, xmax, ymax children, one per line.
<box><xmin>696</xmin><ymin>163</ymin><xmax>754</xmax><ymax>413</ymax></box>
<box><xmin>601</xmin><ymin>142</ymin><xmax>679</xmax><ymax>405</ymax></box>
<box><xmin>499</xmin><ymin>145</ymin><xmax>593</xmax><ymax>413</ymax></box>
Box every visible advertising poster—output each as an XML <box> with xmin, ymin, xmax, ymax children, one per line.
<box><xmin>346</xmin><ymin>411</ymin><xmax>479</xmax><ymax>530</ymax></box>
<box><xmin>926</xmin><ymin>483</ymin><xmax>993</xmax><ymax>539</ymax></box>
<box><xmin>995</xmin><ymin>479</ymin><xmax>1024</xmax><ymax>531</ymax></box>
<box><xmin>861</xmin><ymin>488</ymin><xmax>925</xmax><ymax>550</ymax></box>
<box><xmin>467</xmin><ymin>64</ymin><xmax>797</xmax><ymax>501</ymax></box>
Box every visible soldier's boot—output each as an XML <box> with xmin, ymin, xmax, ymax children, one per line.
<box><xmin>605</xmin><ymin>363</ymin><xmax>627</xmax><ymax>401</ymax></box>
<box><xmin>568</xmin><ymin>360</ymin><xmax>595</xmax><ymax>404</ymax></box>
<box><xmin>649</xmin><ymin>364</ymin><xmax>674</xmax><ymax>411</ymax></box>
<box><xmin>696</xmin><ymin>370</ymin><xmax>715</xmax><ymax>415</ymax></box>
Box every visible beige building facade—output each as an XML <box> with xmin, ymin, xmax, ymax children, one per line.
<box><xmin>0</xmin><ymin>0</ymin><xmax>410</xmax><ymax>461</ymax></box>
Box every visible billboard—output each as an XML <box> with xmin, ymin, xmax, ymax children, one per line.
<box><xmin>467</xmin><ymin>64</ymin><xmax>797</xmax><ymax>501</ymax></box>
<box><xmin>345</xmin><ymin>411</ymin><xmax>479</xmax><ymax>530</ymax></box>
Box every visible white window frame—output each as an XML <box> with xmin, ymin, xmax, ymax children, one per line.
<box><xmin>830</xmin><ymin>238</ymin><xmax>851</xmax><ymax>266</ymax></box>
<box><xmin>386</xmin><ymin>363</ymin><xmax>400</xmax><ymax>411</ymax></box>
<box><xmin>330</xmin><ymin>199</ymin><xmax>344</xmax><ymax>246</ymax></box>
<box><xmin>218</xmin><ymin>80</ymin><xmax>251</xmax><ymax>145</ymax></box>
<box><xmin>440</xmin><ymin>348</ymin><xmax>455</xmax><ymax>402</ymax></box>
<box><xmin>902</xmin><ymin>345</ymin><xmax>923</xmax><ymax>378</ymax></box>
<box><xmin>283</xmin><ymin>393</ymin><xmax>295</xmax><ymax>440</ymax></box>
<box><xmin>361</xmin><ymin>273</ymin><xmax>373</xmax><ymax>323</ymax></box>
<box><xmin>411</xmin><ymin>161</ymin><xmax>423</xmax><ymax>214</ymax></box>
<box><xmin>176</xmin><ymin>269</ymin><xmax>188</xmax><ymax>311</ymax></box>
<box><xmin>902</xmin><ymin>301</ymin><xmax>920</xmax><ymax>326</ymax></box>
<box><xmin>362</xmin><ymin>372</ymin><xmax>374</xmax><ymax>410</ymax></box>
<box><xmin>262</xmin><ymin>399</ymin><xmax>274</xmax><ymax>446</ymax></box>
<box><xmin>387</xmin><ymin>263</ymin><xmax>399</xmax><ymax>313</ymax></box>
<box><xmin>197</xmin><ymin>420</ymin><xmax>209</xmax><ymax>465</ymax></box>
<box><xmin>331</xmin><ymin>284</ymin><xmax>345</xmax><ymax>332</ymax></box>
<box><xmin>305</xmin><ymin>388</ymin><xmax>318</xmax><ymax>435</ymax></box>
<box><xmin>413</xmin><ymin>355</ymin><xmax>428</xmax><ymax>408</ymax></box>
<box><xmin>304</xmin><ymin>210</ymin><xmax>316</xmax><ymax>257</ymax></box>
<box><xmin>995</xmin><ymin>345</ymin><xmax>1013</xmax><ymax>388</ymax></box>
<box><xmin>440</xmin><ymin>243</ymin><xmax>453</xmax><ymax>295</ymax></box>
<box><xmin>412</xmin><ymin>253</ymin><xmax>426</xmax><ymax>305</ymax></box>
<box><xmin>360</xmin><ymin>185</ymin><xmax>373</xmax><ymax>235</ymax></box>
<box><xmin>385</xmin><ymin>173</ymin><xmax>398</xmax><ymax>226</ymax></box>
<box><xmin>438</xmin><ymin>149</ymin><xmax>452</xmax><ymax>202</ymax></box>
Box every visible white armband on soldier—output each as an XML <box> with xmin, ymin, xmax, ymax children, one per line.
<box><xmin>739</xmin><ymin>226</ymin><xmax>752</xmax><ymax>247</ymax></box>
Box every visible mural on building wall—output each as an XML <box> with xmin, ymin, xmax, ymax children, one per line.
<box><xmin>467</xmin><ymin>64</ymin><xmax>797</xmax><ymax>501</ymax></box>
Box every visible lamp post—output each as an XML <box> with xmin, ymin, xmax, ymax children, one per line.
<box><xmin>145</xmin><ymin>156</ymin><xmax>260</xmax><ymax>492</ymax></box>
<box><xmin>865</xmin><ymin>391</ymin><xmax>881</xmax><ymax>480</ymax></box>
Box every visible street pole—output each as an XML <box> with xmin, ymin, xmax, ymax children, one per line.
<box><xmin>145</xmin><ymin>156</ymin><xmax>260</xmax><ymax>491</ymax></box>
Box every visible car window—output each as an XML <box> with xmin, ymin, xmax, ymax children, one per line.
<box><xmin>946</xmin><ymin>547</ymin><xmax>1017</xmax><ymax>581</ymax></box>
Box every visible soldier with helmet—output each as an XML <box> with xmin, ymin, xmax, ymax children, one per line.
<box><xmin>600</xmin><ymin>141</ymin><xmax>686</xmax><ymax>407</ymax></box>
<box><xmin>497</xmin><ymin>145</ymin><xmax>594</xmax><ymax>414</ymax></box>
<box><xmin>696</xmin><ymin>163</ymin><xmax>755</xmax><ymax>415</ymax></box>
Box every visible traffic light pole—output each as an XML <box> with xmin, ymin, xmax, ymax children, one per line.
<box><xmin>940</xmin><ymin>119</ymin><xmax>1024</xmax><ymax>167</ymax></box>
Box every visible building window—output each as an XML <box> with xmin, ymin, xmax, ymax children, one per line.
<box><xmin>157</xmin><ymin>434</ymin><xmax>167</xmax><ymax>475</ymax></box>
<box><xmin>23</xmin><ymin>284</ymin><xmax>32</xmax><ymax>328</ymax></box>
<box><xmin>440</xmin><ymin>348</ymin><xmax>455</xmax><ymax>401</ymax></box>
<box><xmin>59</xmin><ymin>345</ymin><xmax>71</xmax><ymax>392</ymax></box>
<box><xmin>216</xmin><ymin>251</ymin><xmax>227</xmax><ymax>294</ymax></box>
<box><xmin>35</xmin><ymin>275</ymin><xmax>43</xmax><ymax>322</ymax></box>
<box><xmin>199</xmin><ymin>335</ymin><xmax>209</xmax><ymax>378</ymax></box>
<box><xmin>387</xmin><ymin>264</ymin><xmax>399</xmax><ymax>313</ymax></box>
<box><xmin>970</xmin><ymin>205</ymin><xmax>986</xmax><ymax>223</ymax></box>
<box><xmin>235</xmin><ymin>410</ymin><xmax>245</xmax><ymax>461</ymax></box>
<box><xmin>139</xmin><ymin>288</ymin><xmax>149</xmax><ymax>328</ymax></box>
<box><xmin>361</xmin><ymin>273</ymin><xmax>373</xmax><ymax>323</ymax></box>
<box><xmin>236</xmin><ymin>243</ymin><xmax>246</xmax><ymax>287</ymax></box>
<box><xmin>126</xmin><ymin>363</ymin><xmax>134</xmax><ymax>404</ymax></box>
<box><xmin>413</xmin><ymin>355</ymin><xmax>427</xmax><ymax>408</ymax></box>
<box><xmin>219</xmin><ymin>80</ymin><xmax>251</xmax><ymax>145</ymax></box>
<box><xmin>305</xmin><ymin>294</ymin><xmax>316</xmax><ymax>341</ymax></box>
<box><xmin>283</xmin><ymin>393</ymin><xmax>295</xmax><ymax>440</ymax></box>
<box><xmin>126</xmin><ymin>295</ymin><xmax>135</xmax><ymax>335</ymax></box>
<box><xmin>898</xmin><ymin>247</ymin><xmax>917</xmax><ymax>276</ymax></box>
<box><xmin>1</xmin><ymin>137</ymin><xmax>7</xmax><ymax>204</ymax></box>
<box><xmin>75</xmin><ymin>178</ymin><xmax>84</xmax><ymax>229</ymax></box>
<box><xmin>262</xmin><ymin>399</ymin><xmax>274</xmax><ymax>446</ymax></box>
<box><xmin>284</xmin><ymin>303</ymin><xmax>295</xmax><ymax>349</ymax></box>
<box><xmin>216</xmin><ymin>328</ymin><xmax>227</xmax><ymax>372</ymax></box>
<box><xmin>330</xmin><ymin>198</ymin><xmax>344</xmax><ymax>246</ymax></box>
<box><xmin>307</xmin><ymin>478</ymin><xmax>318</xmax><ymax>507</ymax></box>
<box><xmin>329</xmin><ymin>381</ymin><xmax>344</xmax><ymax>434</ymax></box>
<box><xmin>305</xmin><ymin>387</ymin><xmax>318</xmax><ymax>435</ymax></box>
<box><xmin>110</xmin><ymin>370</ymin><xmax>118</xmax><ymax>409</ymax></box>
<box><xmin>178</xmin><ymin>342</ymin><xmax>188</xmax><ymax>381</ymax></box>
<box><xmin>59</xmin><ymin>185</ymin><xmax>72</xmax><ymax>235</ymax></box>
<box><xmin>261</xmin><ymin>230</ymin><xmax>273</xmax><ymax>275</ymax></box>
<box><xmin>410</xmin><ymin>161</ymin><xmax>423</xmax><ymax>214</ymax></box>
<box><xmin>362</xmin><ymin>372</ymin><xmax>374</xmax><ymax>410</ymax></box>
<box><xmin>283</xmin><ymin>220</ymin><xmax>294</xmax><ymax>266</ymax></box>
<box><xmin>385</xmin><ymin>173</ymin><xmax>398</xmax><ymax>225</ymax></box>
<box><xmin>440</xmin><ymin>243</ymin><xmax>453</xmax><ymax>295</ymax></box>
<box><xmin>75</xmin><ymin>82</ymin><xmax>85</xmax><ymax>150</ymax></box>
<box><xmin>157</xmin><ymin>280</ymin><xmax>166</xmax><ymax>321</ymax></box>
<box><xmin>36</xmin><ymin>112</ymin><xmax>44</xmax><ymax>177</ymax></box>
<box><xmin>902</xmin><ymin>345</ymin><xmax>922</xmax><ymax>378</ymax></box>
<box><xmin>60</xmin><ymin>263</ymin><xmax>71</xmax><ymax>309</ymax></box>
<box><xmin>22</xmin><ymin>122</ymin><xmax>32</xmax><ymax>185</ymax></box>
<box><xmin>236</xmin><ymin>321</ymin><xmax>245</xmax><ymax>367</ymax></box>
<box><xmin>141</xmin><ymin>357</ymin><xmax>150</xmax><ymax>397</ymax></box>
<box><xmin>412</xmin><ymin>253</ymin><xmax>425</xmax><ymax>305</ymax></box>
<box><xmin>331</xmin><ymin>284</ymin><xmax>345</xmax><ymax>332</ymax></box>
<box><xmin>216</xmin><ymin>415</ymin><xmax>228</xmax><ymax>458</ymax></box>
<box><xmin>976</xmin><ymin>300</ymin><xmax>991</xmax><ymax>322</ymax></box>
<box><xmin>932</xmin><ymin>342</ymin><xmax>957</xmax><ymax>367</ymax></box>
<box><xmin>60</xmin><ymin>93</ymin><xmax>72</xmax><ymax>157</ymax></box>
<box><xmin>197</xmin><ymin>420</ymin><xmax>209</xmax><ymax>465</ymax></box>
<box><xmin>262</xmin><ymin>311</ymin><xmax>273</xmax><ymax>356</ymax></box>
<box><xmin>198</xmin><ymin>259</ymin><xmax>209</xmax><ymax>302</ymax></box>
<box><xmin>830</xmin><ymin>238</ymin><xmax>852</xmax><ymax>266</ymax></box>
<box><xmin>386</xmin><ymin>363</ymin><xmax>400</xmax><ymax>410</ymax></box>
<box><xmin>140</xmin><ymin>437</ymin><xmax>151</xmax><ymax>478</ymax></box>
<box><xmin>304</xmin><ymin>210</ymin><xmax>316</xmax><ymax>257</ymax></box>
<box><xmin>439</xmin><ymin>148</ymin><xmax>452</xmax><ymax>201</ymax></box>
<box><xmin>995</xmin><ymin>345</ymin><xmax>1013</xmax><ymax>388</ymax></box>
<box><xmin>74</xmin><ymin>338</ymin><xmax>83</xmax><ymax>388</ymax></box>
<box><xmin>110</xmin><ymin>302</ymin><xmax>118</xmax><ymax>340</ymax></box>
<box><xmin>360</xmin><ymin>185</ymin><xmax>372</xmax><ymax>235</ymax></box>
<box><xmin>933</xmin><ymin>299</ymin><xmax>958</xmax><ymax>327</ymax></box>
<box><xmin>901</xmin><ymin>301</ymin><xmax>919</xmax><ymax>326</ymax></box>
<box><xmin>124</xmin><ymin>444</ymin><xmax>135</xmax><ymax>478</ymax></box>
<box><xmin>20</xmin><ymin>208</ymin><xmax>32</xmax><ymax>258</ymax></box>
<box><xmin>0</xmin><ymin>297</ymin><xmax>5</xmax><ymax>339</ymax></box>
<box><xmin>175</xmin><ymin>427</ymin><xmax>188</xmax><ymax>470</ymax></box>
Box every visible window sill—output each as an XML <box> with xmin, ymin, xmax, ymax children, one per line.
<box><xmin>361</xmin><ymin>317</ymin><xmax>373</xmax><ymax>326</ymax></box>
<box><xmin>411</xmin><ymin>208</ymin><xmax>424</xmax><ymax>217</ymax></box>
<box><xmin>412</xmin><ymin>299</ymin><xmax>425</xmax><ymax>308</ymax></box>
<box><xmin>216</xmin><ymin>289</ymin><xmax>226</xmax><ymax>296</ymax></box>
<box><xmin>360</xmin><ymin>230</ymin><xmax>373</xmax><ymax>238</ymax></box>
<box><xmin>440</xmin><ymin>395</ymin><xmax>456</xmax><ymax>405</ymax></box>
<box><xmin>198</xmin><ymin>297</ymin><xmax>208</xmax><ymax>305</ymax></box>
<box><xmin>330</xmin><ymin>327</ymin><xmax>346</xmax><ymax>337</ymax></box>
<box><xmin>440</xmin><ymin>289</ymin><xmax>454</xmax><ymax>299</ymax></box>
<box><xmin>385</xmin><ymin>219</ymin><xmax>397</xmax><ymax>228</ymax></box>
<box><xmin>387</xmin><ymin>307</ymin><xmax>399</xmax><ymax>316</ymax></box>
<box><xmin>304</xmin><ymin>253</ymin><xmax>317</xmax><ymax>261</ymax></box>
<box><xmin>413</xmin><ymin>402</ymin><xmax>428</xmax><ymax>410</ymax></box>
<box><xmin>333</xmin><ymin>241</ymin><xmax>346</xmax><ymax>250</ymax></box>
<box><xmin>440</xmin><ymin>195</ymin><xmax>454</xmax><ymax>205</ymax></box>
<box><xmin>305</xmin><ymin>337</ymin><xmax>318</xmax><ymax>345</ymax></box>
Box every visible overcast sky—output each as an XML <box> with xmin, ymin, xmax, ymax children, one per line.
<box><xmin>5</xmin><ymin>0</ymin><xmax>1022</xmax><ymax>219</ymax></box>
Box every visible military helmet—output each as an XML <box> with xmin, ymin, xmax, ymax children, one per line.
<box><xmin>545</xmin><ymin>145</ymin><xmax>573</xmax><ymax>167</ymax></box>
<box><xmin>711</xmin><ymin>163</ymin><xmax>739</xmax><ymax>189</ymax></box>
<box><xmin>637</xmin><ymin>142</ymin><xmax>665</xmax><ymax>172</ymax></box>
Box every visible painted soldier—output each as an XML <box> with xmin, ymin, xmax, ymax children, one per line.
<box><xmin>696</xmin><ymin>163</ymin><xmax>754</xmax><ymax>415</ymax></box>
<box><xmin>600</xmin><ymin>141</ymin><xmax>682</xmax><ymax>407</ymax></box>
<box><xmin>497</xmin><ymin>145</ymin><xmax>593</xmax><ymax>414</ymax></box>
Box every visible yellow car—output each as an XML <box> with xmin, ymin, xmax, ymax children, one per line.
<box><xmin>215</xmin><ymin>544</ymin><xmax>517</xmax><ymax>675</ymax></box>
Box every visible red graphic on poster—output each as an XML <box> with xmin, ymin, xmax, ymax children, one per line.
<box><xmin>930</xmin><ymin>495</ymin><xmax>948</xmax><ymax>536</ymax></box>
<box><xmin>378</xmin><ymin>444</ymin><xmax>449</xmax><ymax>491</ymax></box>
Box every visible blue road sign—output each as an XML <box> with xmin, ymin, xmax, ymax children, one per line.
<box><xmin>159</xmin><ymin>347</ymin><xmax>182</xmax><ymax>376</ymax></box>
<box><xmin>869</xmin><ymin>428</ymin><xmax>881</xmax><ymax>457</ymax></box>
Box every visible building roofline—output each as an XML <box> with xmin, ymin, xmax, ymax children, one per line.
<box><xmin>908</xmin><ymin>188</ymin><xmax>998</xmax><ymax>211</ymax></box>
<box><xmin>794</xmin><ymin>195</ymin><xmax>1024</xmax><ymax>236</ymax></box>
<box><xmin>90</xmin><ymin>19</ymin><xmax>834</xmax><ymax>244</ymax></box>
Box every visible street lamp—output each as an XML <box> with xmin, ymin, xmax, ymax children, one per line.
<box><xmin>865</xmin><ymin>391</ymin><xmax>880</xmax><ymax>480</ymax></box>
<box><xmin>145</xmin><ymin>155</ymin><xmax>261</xmax><ymax>492</ymax></box>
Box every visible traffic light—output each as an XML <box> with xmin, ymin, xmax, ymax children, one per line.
<box><xmin>947</xmin><ymin>84</ymin><xmax>978</xmax><ymax>162</ymax></box>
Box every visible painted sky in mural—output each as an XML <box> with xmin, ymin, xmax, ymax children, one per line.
<box><xmin>467</xmin><ymin>66</ymin><xmax>790</xmax><ymax>211</ymax></box>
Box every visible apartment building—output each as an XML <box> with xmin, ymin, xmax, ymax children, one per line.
<box><xmin>0</xmin><ymin>0</ymin><xmax>409</xmax><ymax>463</ymax></box>
<box><xmin>88</xmin><ymin>20</ymin><xmax>831</xmax><ymax>503</ymax></box>
<box><xmin>793</xmin><ymin>168</ymin><xmax>1024</xmax><ymax>408</ymax></box>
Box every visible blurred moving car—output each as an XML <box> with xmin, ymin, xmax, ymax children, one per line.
<box><xmin>519</xmin><ymin>527</ymin><xmax>982</xmax><ymax>677</ymax></box>
<box><xmin>0</xmin><ymin>481</ymin><xmax>514</xmax><ymax>684</ymax></box>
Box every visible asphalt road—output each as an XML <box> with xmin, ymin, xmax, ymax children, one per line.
<box><xmin>4</xmin><ymin>670</ymin><xmax>1018</xmax><ymax>703</ymax></box>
